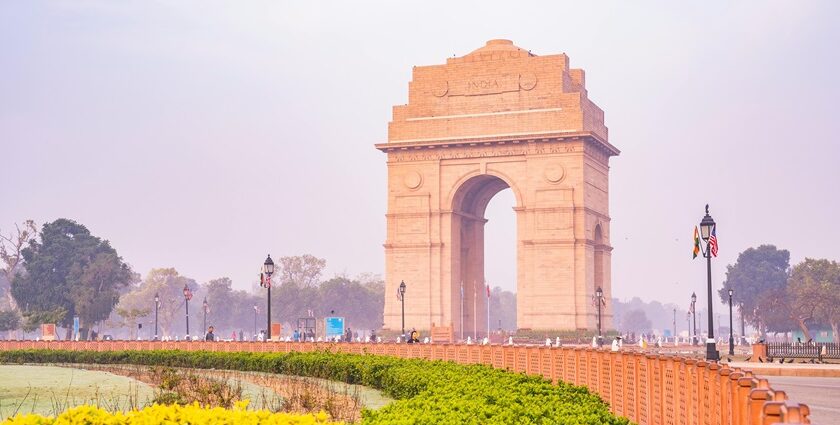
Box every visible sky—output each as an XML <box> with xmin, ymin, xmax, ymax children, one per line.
<box><xmin>2</xmin><ymin>1</ymin><xmax>839</xmax><ymax>312</ymax></box>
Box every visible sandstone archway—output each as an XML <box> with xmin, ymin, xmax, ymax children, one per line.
<box><xmin>377</xmin><ymin>40</ymin><xmax>619</xmax><ymax>334</ymax></box>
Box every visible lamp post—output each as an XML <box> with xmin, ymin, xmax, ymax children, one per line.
<box><xmin>699</xmin><ymin>205</ymin><xmax>719</xmax><ymax>361</ymax></box>
<box><xmin>673</xmin><ymin>308</ymin><xmax>676</xmax><ymax>344</ymax></box>
<box><xmin>691</xmin><ymin>292</ymin><xmax>697</xmax><ymax>345</ymax></box>
<box><xmin>203</xmin><ymin>297</ymin><xmax>209</xmax><ymax>335</ymax></box>
<box><xmin>728</xmin><ymin>288</ymin><xmax>735</xmax><ymax>356</ymax></box>
<box><xmin>183</xmin><ymin>284</ymin><xmax>192</xmax><ymax>339</ymax></box>
<box><xmin>595</xmin><ymin>286</ymin><xmax>604</xmax><ymax>345</ymax></box>
<box><xmin>253</xmin><ymin>305</ymin><xmax>258</xmax><ymax>339</ymax></box>
<box><xmin>262</xmin><ymin>255</ymin><xmax>274</xmax><ymax>341</ymax></box>
<box><xmin>398</xmin><ymin>280</ymin><xmax>406</xmax><ymax>336</ymax></box>
<box><xmin>740</xmin><ymin>302</ymin><xmax>746</xmax><ymax>344</ymax></box>
<box><xmin>154</xmin><ymin>293</ymin><xmax>160</xmax><ymax>340</ymax></box>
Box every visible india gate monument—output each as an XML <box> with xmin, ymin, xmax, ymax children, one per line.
<box><xmin>377</xmin><ymin>40</ymin><xmax>619</xmax><ymax>334</ymax></box>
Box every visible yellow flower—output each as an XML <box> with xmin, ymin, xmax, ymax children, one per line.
<box><xmin>234</xmin><ymin>399</ymin><xmax>251</xmax><ymax>411</ymax></box>
<box><xmin>3</xmin><ymin>404</ymin><xmax>343</xmax><ymax>425</ymax></box>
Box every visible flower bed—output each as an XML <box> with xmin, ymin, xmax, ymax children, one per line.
<box><xmin>3</xmin><ymin>402</ymin><xmax>339</xmax><ymax>424</ymax></box>
<box><xmin>0</xmin><ymin>349</ymin><xmax>629</xmax><ymax>424</ymax></box>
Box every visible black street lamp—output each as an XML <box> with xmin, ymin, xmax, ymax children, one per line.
<box><xmin>203</xmin><ymin>297</ymin><xmax>209</xmax><ymax>336</ymax></box>
<box><xmin>183</xmin><ymin>284</ymin><xmax>193</xmax><ymax>339</ymax></box>
<box><xmin>691</xmin><ymin>292</ymin><xmax>697</xmax><ymax>345</ymax></box>
<box><xmin>595</xmin><ymin>286</ymin><xmax>604</xmax><ymax>345</ymax></box>
<box><xmin>728</xmin><ymin>288</ymin><xmax>735</xmax><ymax>356</ymax></box>
<box><xmin>699</xmin><ymin>205</ymin><xmax>719</xmax><ymax>361</ymax></box>
<box><xmin>262</xmin><ymin>255</ymin><xmax>274</xmax><ymax>341</ymax></box>
<box><xmin>154</xmin><ymin>293</ymin><xmax>160</xmax><ymax>340</ymax></box>
<box><xmin>398</xmin><ymin>280</ymin><xmax>406</xmax><ymax>336</ymax></box>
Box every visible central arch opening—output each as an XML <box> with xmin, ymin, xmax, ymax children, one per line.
<box><xmin>450</xmin><ymin>174</ymin><xmax>519</xmax><ymax>339</ymax></box>
<box><xmin>484</xmin><ymin>188</ymin><xmax>517</xmax><ymax>332</ymax></box>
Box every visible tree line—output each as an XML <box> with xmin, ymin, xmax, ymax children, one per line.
<box><xmin>0</xmin><ymin>218</ymin><xmax>385</xmax><ymax>339</ymax></box>
<box><xmin>720</xmin><ymin>244</ymin><xmax>840</xmax><ymax>342</ymax></box>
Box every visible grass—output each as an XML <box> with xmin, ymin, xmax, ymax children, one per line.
<box><xmin>76</xmin><ymin>364</ymin><xmax>391</xmax><ymax>422</ymax></box>
<box><xmin>0</xmin><ymin>361</ymin><xmax>394</xmax><ymax>422</ymax></box>
<box><xmin>0</xmin><ymin>365</ymin><xmax>155</xmax><ymax>420</ymax></box>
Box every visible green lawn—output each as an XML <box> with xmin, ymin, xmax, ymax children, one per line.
<box><xmin>0</xmin><ymin>365</ymin><xmax>156</xmax><ymax>420</ymax></box>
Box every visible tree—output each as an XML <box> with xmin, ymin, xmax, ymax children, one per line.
<box><xmin>784</xmin><ymin>259</ymin><xmax>828</xmax><ymax>340</ymax></box>
<box><xmin>789</xmin><ymin>258</ymin><xmax>840</xmax><ymax>343</ymax></box>
<box><xmin>201</xmin><ymin>277</ymin><xmax>260</xmax><ymax>335</ymax></box>
<box><xmin>11</xmin><ymin>219</ymin><xmax>132</xmax><ymax>338</ymax></box>
<box><xmin>21</xmin><ymin>308</ymin><xmax>66</xmax><ymax>333</ymax></box>
<box><xmin>0</xmin><ymin>274</ymin><xmax>10</xmax><ymax>311</ymax></box>
<box><xmin>115</xmin><ymin>306</ymin><xmax>150</xmax><ymax>340</ymax></box>
<box><xmin>318</xmin><ymin>275</ymin><xmax>384</xmax><ymax>331</ymax></box>
<box><xmin>277</xmin><ymin>255</ymin><xmax>326</xmax><ymax>287</ymax></box>
<box><xmin>270</xmin><ymin>277</ymin><xmax>320</xmax><ymax>325</ymax></box>
<box><xmin>0</xmin><ymin>309</ymin><xmax>21</xmax><ymax>337</ymax></box>
<box><xmin>115</xmin><ymin>268</ymin><xmax>198</xmax><ymax>337</ymax></box>
<box><xmin>611</xmin><ymin>297</ymin><xmax>687</xmax><ymax>335</ymax></box>
<box><xmin>0</xmin><ymin>220</ymin><xmax>36</xmax><ymax>310</ymax></box>
<box><xmin>718</xmin><ymin>245</ymin><xmax>790</xmax><ymax>335</ymax></box>
<box><xmin>489</xmin><ymin>287</ymin><xmax>516</xmax><ymax>331</ymax></box>
<box><xmin>622</xmin><ymin>309</ymin><xmax>652</xmax><ymax>333</ymax></box>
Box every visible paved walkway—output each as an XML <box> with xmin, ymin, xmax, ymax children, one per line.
<box><xmin>728</xmin><ymin>361</ymin><xmax>840</xmax><ymax>378</ymax></box>
<box><xmin>761</xmin><ymin>376</ymin><xmax>840</xmax><ymax>424</ymax></box>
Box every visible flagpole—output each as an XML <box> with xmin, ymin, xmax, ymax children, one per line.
<box><xmin>486</xmin><ymin>282</ymin><xmax>490</xmax><ymax>339</ymax></box>
<box><xmin>473</xmin><ymin>280</ymin><xmax>477</xmax><ymax>341</ymax></box>
<box><xmin>460</xmin><ymin>281</ymin><xmax>464</xmax><ymax>341</ymax></box>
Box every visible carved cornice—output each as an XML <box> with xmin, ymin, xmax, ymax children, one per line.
<box><xmin>375</xmin><ymin>131</ymin><xmax>620</xmax><ymax>162</ymax></box>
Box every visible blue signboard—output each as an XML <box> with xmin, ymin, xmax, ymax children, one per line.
<box><xmin>325</xmin><ymin>317</ymin><xmax>345</xmax><ymax>339</ymax></box>
<box><xmin>72</xmin><ymin>316</ymin><xmax>80</xmax><ymax>340</ymax></box>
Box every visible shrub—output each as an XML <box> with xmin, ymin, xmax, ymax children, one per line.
<box><xmin>0</xmin><ymin>349</ymin><xmax>629</xmax><ymax>424</ymax></box>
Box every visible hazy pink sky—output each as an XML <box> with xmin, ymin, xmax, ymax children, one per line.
<box><xmin>2</xmin><ymin>1</ymin><xmax>838</xmax><ymax>310</ymax></box>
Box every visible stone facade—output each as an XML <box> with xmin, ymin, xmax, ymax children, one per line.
<box><xmin>377</xmin><ymin>40</ymin><xmax>619</xmax><ymax>333</ymax></box>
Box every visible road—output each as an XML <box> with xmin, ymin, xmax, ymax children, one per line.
<box><xmin>766</xmin><ymin>376</ymin><xmax>840</xmax><ymax>424</ymax></box>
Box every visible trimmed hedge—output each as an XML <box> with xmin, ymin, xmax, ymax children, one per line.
<box><xmin>0</xmin><ymin>349</ymin><xmax>629</xmax><ymax>424</ymax></box>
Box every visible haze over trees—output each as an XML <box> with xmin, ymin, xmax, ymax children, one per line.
<box><xmin>719</xmin><ymin>244</ymin><xmax>840</xmax><ymax>342</ymax></box>
<box><xmin>115</xmin><ymin>268</ymin><xmax>199</xmax><ymax>338</ymax></box>
<box><xmin>0</xmin><ymin>219</ymin><xmax>37</xmax><ymax>310</ymax></box>
<box><xmin>112</xmin><ymin>257</ymin><xmax>388</xmax><ymax>339</ymax></box>
<box><xmin>489</xmin><ymin>287</ymin><xmax>516</xmax><ymax>331</ymax></box>
<box><xmin>621</xmin><ymin>309</ymin><xmax>653</xmax><ymax>334</ymax></box>
<box><xmin>611</xmin><ymin>297</ymin><xmax>689</xmax><ymax>336</ymax></box>
<box><xmin>2</xmin><ymin>218</ymin><xmax>838</xmax><ymax>341</ymax></box>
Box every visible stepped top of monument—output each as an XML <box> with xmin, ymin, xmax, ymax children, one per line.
<box><xmin>454</xmin><ymin>39</ymin><xmax>535</xmax><ymax>62</ymax></box>
<box><xmin>382</xmin><ymin>39</ymin><xmax>615</xmax><ymax>155</ymax></box>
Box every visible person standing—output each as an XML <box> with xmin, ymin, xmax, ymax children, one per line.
<box><xmin>205</xmin><ymin>326</ymin><xmax>216</xmax><ymax>341</ymax></box>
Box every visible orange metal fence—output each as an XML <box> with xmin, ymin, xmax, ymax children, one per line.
<box><xmin>0</xmin><ymin>340</ymin><xmax>811</xmax><ymax>424</ymax></box>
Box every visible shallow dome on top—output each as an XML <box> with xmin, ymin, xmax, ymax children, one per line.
<box><xmin>465</xmin><ymin>39</ymin><xmax>532</xmax><ymax>57</ymax></box>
